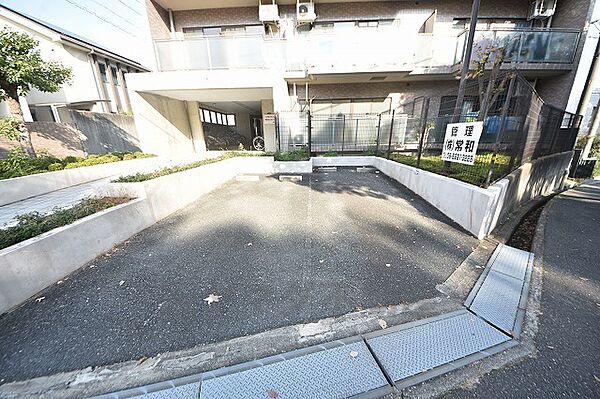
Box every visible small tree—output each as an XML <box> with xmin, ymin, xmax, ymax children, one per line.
<box><xmin>0</xmin><ymin>27</ymin><xmax>72</xmax><ymax>155</ymax></box>
<box><xmin>469</xmin><ymin>44</ymin><xmax>512</xmax><ymax>121</ymax></box>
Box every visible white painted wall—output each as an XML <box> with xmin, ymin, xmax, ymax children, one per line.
<box><xmin>130</xmin><ymin>91</ymin><xmax>197</xmax><ymax>156</ymax></box>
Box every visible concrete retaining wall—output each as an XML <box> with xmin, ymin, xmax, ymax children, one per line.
<box><xmin>69</xmin><ymin>111</ymin><xmax>140</xmax><ymax>154</ymax></box>
<box><xmin>0</xmin><ymin>153</ymin><xmax>223</xmax><ymax>206</ymax></box>
<box><xmin>0</xmin><ymin>156</ymin><xmax>275</xmax><ymax>314</ymax></box>
<box><xmin>274</xmin><ymin>160</ymin><xmax>313</xmax><ymax>174</ymax></box>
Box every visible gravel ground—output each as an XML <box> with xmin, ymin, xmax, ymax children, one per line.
<box><xmin>0</xmin><ymin>169</ymin><xmax>477</xmax><ymax>383</ymax></box>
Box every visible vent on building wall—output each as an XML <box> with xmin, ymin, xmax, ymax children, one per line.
<box><xmin>527</xmin><ymin>0</ymin><xmax>557</xmax><ymax>20</ymax></box>
<box><xmin>297</xmin><ymin>1</ymin><xmax>316</xmax><ymax>24</ymax></box>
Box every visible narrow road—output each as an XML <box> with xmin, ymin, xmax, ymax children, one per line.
<box><xmin>448</xmin><ymin>180</ymin><xmax>600</xmax><ymax>398</ymax></box>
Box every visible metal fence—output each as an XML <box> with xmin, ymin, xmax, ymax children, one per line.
<box><xmin>275</xmin><ymin>72</ymin><xmax>580</xmax><ymax>187</ymax></box>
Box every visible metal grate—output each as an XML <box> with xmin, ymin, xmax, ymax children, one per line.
<box><xmin>199</xmin><ymin>339</ymin><xmax>390</xmax><ymax>399</ymax></box>
<box><xmin>365</xmin><ymin>310</ymin><xmax>509</xmax><ymax>383</ymax></box>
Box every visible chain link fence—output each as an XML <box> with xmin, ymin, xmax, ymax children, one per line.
<box><xmin>275</xmin><ymin>72</ymin><xmax>580</xmax><ymax>187</ymax></box>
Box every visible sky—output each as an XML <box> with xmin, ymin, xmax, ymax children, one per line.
<box><xmin>0</xmin><ymin>0</ymin><xmax>154</xmax><ymax>68</ymax></box>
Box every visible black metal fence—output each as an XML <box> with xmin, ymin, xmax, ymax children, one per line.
<box><xmin>275</xmin><ymin>72</ymin><xmax>580</xmax><ymax>187</ymax></box>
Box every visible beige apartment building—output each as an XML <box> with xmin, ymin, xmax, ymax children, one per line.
<box><xmin>128</xmin><ymin>0</ymin><xmax>594</xmax><ymax>156</ymax></box>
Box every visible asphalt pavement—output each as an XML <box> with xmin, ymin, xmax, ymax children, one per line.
<box><xmin>446</xmin><ymin>180</ymin><xmax>600</xmax><ymax>398</ymax></box>
<box><xmin>0</xmin><ymin>169</ymin><xmax>477</xmax><ymax>383</ymax></box>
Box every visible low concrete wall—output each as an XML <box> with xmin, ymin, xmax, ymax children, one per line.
<box><xmin>0</xmin><ymin>198</ymin><xmax>153</xmax><ymax>314</ymax></box>
<box><xmin>0</xmin><ymin>153</ymin><xmax>224</xmax><ymax>206</ymax></box>
<box><xmin>0</xmin><ymin>156</ymin><xmax>275</xmax><ymax>314</ymax></box>
<box><xmin>482</xmin><ymin>151</ymin><xmax>573</xmax><ymax>235</ymax></box>
<box><xmin>274</xmin><ymin>160</ymin><xmax>313</xmax><ymax>174</ymax></box>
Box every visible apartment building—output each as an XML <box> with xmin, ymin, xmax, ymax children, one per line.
<box><xmin>0</xmin><ymin>5</ymin><xmax>149</xmax><ymax>123</ymax></box>
<box><xmin>130</xmin><ymin>0</ymin><xmax>594</xmax><ymax>155</ymax></box>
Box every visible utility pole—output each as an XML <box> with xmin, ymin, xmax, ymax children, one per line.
<box><xmin>444</xmin><ymin>0</ymin><xmax>481</xmax><ymax>173</ymax></box>
<box><xmin>577</xmin><ymin>21</ymin><xmax>600</xmax><ymax>158</ymax></box>
<box><xmin>451</xmin><ymin>0</ymin><xmax>481</xmax><ymax>123</ymax></box>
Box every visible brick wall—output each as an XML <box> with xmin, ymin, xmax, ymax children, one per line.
<box><xmin>0</xmin><ymin>123</ymin><xmax>85</xmax><ymax>159</ymax></box>
<box><xmin>146</xmin><ymin>0</ymin><xmax>171</xmax><ymax>39</ymax></box>
<box><xmin>172</xmin><ymin>0</ymin><xmax>531</xmax><ymax>31</ymax></box>
<box><xmin>535</xmin><ymin>0</ymin><xmax>593</xmax><ymax>109</ymax></box>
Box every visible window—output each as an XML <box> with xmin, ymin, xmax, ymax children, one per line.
<box><xmin>99</xmin><ymin>63</ymin><xmax>108</xmax><ymax>83</ymax></box>
<box><xmin>183</xmin><ymin>25</ymin><xmax>264</xmax><ymax>37</ymax></box>
<box><xmin>110</xmin><ymin>66</ymin><xmax>119</xmax><ymax>86</ymax></box>
<box><xmin>199</xmin><ymin>107</ymin><xmax>236</xmax><ymax>126</ymax></box>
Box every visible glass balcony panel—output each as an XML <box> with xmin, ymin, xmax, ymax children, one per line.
<box><xmin>183</xmin><ymin>39</ymin><xmax>210</xmax><ymax>70</ymax></box>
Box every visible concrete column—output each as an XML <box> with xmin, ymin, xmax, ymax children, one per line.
<box><xmin>261</xmin><ymin>99</ymin><xmax>276</xmax><ymax>152</ymax></box>
<box><xmin>106</xmin><ymin>59</ymin><xmax>123</xmax><ymax>113</ymax></box>
<box><xmin>186</xmin><ymin>100</ymin><xmax>207</xmax><ymax>153</ymax></box>
<box><xmin>91</xmin><ymin>55</ymin><xmax>110</xmax><ymax>113</ymax></box>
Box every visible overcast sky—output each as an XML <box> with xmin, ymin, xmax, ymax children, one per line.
<box><xmin>0</xmin><ymin>0</ymin><xmax>154</xmax><ymax>68</ymax></box>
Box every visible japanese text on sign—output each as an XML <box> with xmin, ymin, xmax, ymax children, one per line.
<box><xmin>441</xmin><ymin>122</ymin><xmax>483</xmax><ymax>165</ymax></box>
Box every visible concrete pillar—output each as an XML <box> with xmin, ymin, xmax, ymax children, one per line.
<box><xmin>186</xmin><ymin>100</ymin><xmax>207</xmax><ymax>153</ymax></box>
<box><xmin>261</xmin><ymin>99</ymin><xmax>276</xmax><ymax>152</ymax></box>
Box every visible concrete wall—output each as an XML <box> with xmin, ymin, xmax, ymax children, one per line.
<box><xmin>485</xmin><ymin>151</ymin><xmax>574</xmax><ymax>232</ymax></box>
<box><xmin>69</xmin><ymin>111</ymin><xmax>141</xmax><ymax>154</ymax></box>
<box><xmin>0</xmin><ymin>155</ymin><xmax>193</xmax><ymax>206</ymax></box>
<box><xmin>130</xmin><ymin>91</ymin><xmax>197</xmax><ymax>156</ymax></box>
<box><xmin>0</xmin><ymin>156</ymin><xmax>275</xmax><ymax>314</ymax></box>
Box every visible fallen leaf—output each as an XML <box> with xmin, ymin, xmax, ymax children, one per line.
<box><xmin>204</xmin><ymin>293</ymin><xmax>222</xmax><ymax>305</ymax></box>
<box><xmin>119</xmin><ymin>280</ymin><xmax>125</xmax><ymax>286</ymax></box>
<box><xmin>247</xmin><ymin>242</ymin><xmax>253</xmax><ymax>246</ymax></box>
<box><xmin>35</xmin><ymin>296</ymin><xmax>45</xmax><ymax>303</ymax></box>
<box><xmin>319</xmin><ymin>259</ymin><xmax>324</xmax><ymax>264</ymax></box>
<box><xmin>90</xmin><ymin>265</ymin><xmax>96</xmax><ymax>268</ymax></box>
<box><xmin>138</xmin><ymin>356</ymin><xmax>148</xmax><ymax>364</ymax></box>
<box><xmin>385</xmin><ymin>263</ymin><xmax>391</xmax><ymax>267</ymax></box>
<box><xmin>56</xmin><ymin>280</ymin><xmax>63</xmax><ymax>285</ymax></box>
<box><xmin>378</xmin><ymin>319</ymin><xmax>388</xmax><ymax>329</ymax></box>
<box><xmin>267</xmin><ymin>389</ymin><xmax>279</xmax><ymax>398</ymax></box>
<box><xmin>349</xmin><ymin>350</ymin><xmax>359</xmax><ymax>358</ymax></box>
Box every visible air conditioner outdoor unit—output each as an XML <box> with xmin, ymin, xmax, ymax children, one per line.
<box><xmin>259</xmin><ymin>1</ymin><xmax>279</xmax><ymax>23</ymax></box>
<box><xmin>297</xmin><ymin>1</ymin><xmax>316</xmax><ymax>24</ymax></box>
<box><xmin>528</xmin><ymin>0</ymin><xmax>557</xmax><ymax>20</ymax></box>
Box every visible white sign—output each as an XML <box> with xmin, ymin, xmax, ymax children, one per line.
<box><xmin>263</xmin><ymin>113</ymin><xmax>276</xmax><ymax>125</ymax></box>
<box><xmin>441</xmin><ymin>122</ymin><xmax>483</xmax><ymax>165</ymax></box>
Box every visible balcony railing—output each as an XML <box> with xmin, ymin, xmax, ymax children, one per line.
<box><xmin>455</xmin><ymin>28</ymin><xmax>581</xmax><ymax>65</ymax></box>
<box><xmin>154</xmin><ymin>35</ymin><xmax>285</xmax><ymax>71</ymax></box>
<box><xmin>153</xmin><ymin>28</ymin><xmax>581</xmax><ymax>73</ymax></box>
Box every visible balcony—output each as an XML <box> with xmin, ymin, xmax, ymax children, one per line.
<box><xmin>153</xmin><ymin>28</ymin><xmax>580</xmax><ymax>75</ymax></box>
<box><xmin>456</xmin><ymin>28</ymin><xmax>581</xmax><ymax>65</ymax></box>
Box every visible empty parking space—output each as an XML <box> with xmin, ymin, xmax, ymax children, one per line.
<box><xmin>0</xmin><ymin>169</ymin><xmax>477</xmax><ymax>382</ymax></box>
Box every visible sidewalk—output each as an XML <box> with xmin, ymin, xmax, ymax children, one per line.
<box><xmin>448</xmin><ymin>179</ymin><xmax>600</xmax><ymax>398</ymax></box>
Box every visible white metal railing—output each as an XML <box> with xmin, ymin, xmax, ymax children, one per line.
<box><xmin>154</xmin><ymin>28</ymin><xmax>580</xmax><ymax>73</ymax></box>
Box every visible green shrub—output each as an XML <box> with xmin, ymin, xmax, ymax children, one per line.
<box><xmin>0</xmin><ymin>117</ymin><xmax>19</xmax><ymax>140</ymax></box>
<box><xmin>322</xmin><ymin>151</ymin><xmax>338</xmax><ymax>157</ymax></box>
<box><xmin>274</xmin><ymin>148</ymin><xmax>309</xmax><ymax>161</ymax></box>
<box><xmin>0</xmin><ymin>197</ymin><xmax>131</xmax><ymax>250</ymax></box>
<box><xmin>114</xmin><ymin>151</ymin><xmax>266</xmax><ymax>183</ymax></box>
<box><xmin>47</xmin><ymin>162</ymin><xmax>64</xmax><ymax>171</ymax></box>
<box><xmin>122</xmin><ymin>153</ymin><xmax>136</xmax><ymax>160</ymax></box>
<box><xmin>0</xmin><ymin>151</ymin><xmax>155</xmax><ymax>180</ymax></box>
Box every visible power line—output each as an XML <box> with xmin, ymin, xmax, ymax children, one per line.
<box><xmin>116</xmin><ymin>0</ymin><xmax>141</xmax><ymax>16</ymax></box>
<box><xmin>62</xmin><ymin>0</ymin><xmax>137</xmax><ymax>37</ymax></box>
<box><xmin>84</xmin><ymin>0</ymin><xmax>137</xmax><ymax>27</ymax></box>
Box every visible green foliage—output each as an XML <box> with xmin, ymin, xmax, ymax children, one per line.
<box><xmin>0</xmin><ymin>117</ymin><xmax>19</xmax><ymax>140</ymax></box>
<box><xmin>0</xmin><ymin>151</ymin><xmax>154</xmax><ymax>179</ymax></box>
<box><xmin>322</xmin><ymin>151</ymin><xmax>338</xmax><ymax>157</ymax></box>
<box><xmin>114</xmin><ymin>151</ymin><xmax>267</xmax><ymax>183</ymax></box>
<box><xmin>387</xmin><ymin>152</ymin><xmax>511</xmax><ymax>186</ymax></box>
<box><xmin>0</xmin><ymin>27</ymin><xmax>72</xmax><ymax>100</ymax></box>
<box><xmin>274</xmin><ymin>148</ymin><xmax>309</xmax><ymax>161</ymax></box>
<box><xmin>576</xmin><ymin>135</ymin><xmax>600</xmax><ymax>157</ymax></box>
<box><xmin>0</xmin><ymin>197</ymin><xmax>130</xmax><ymax>250</ymax></box>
